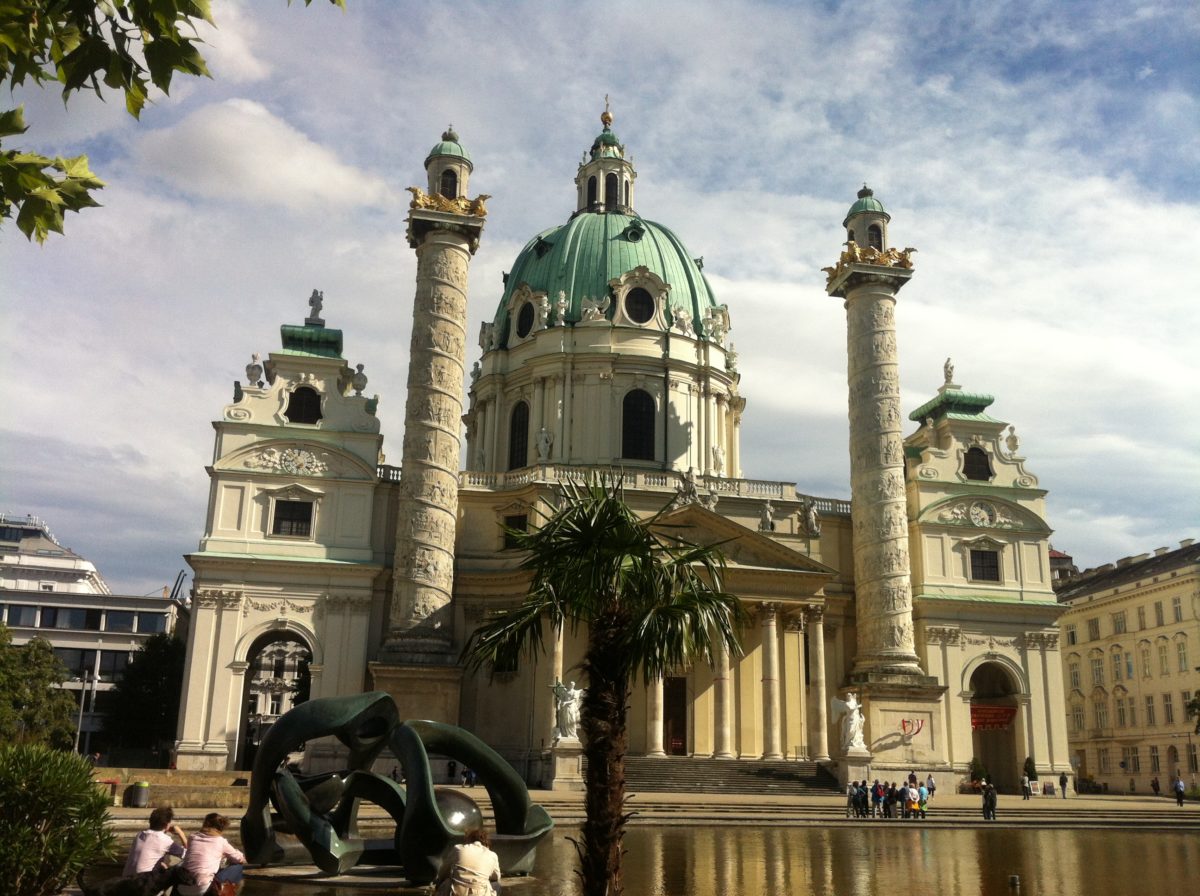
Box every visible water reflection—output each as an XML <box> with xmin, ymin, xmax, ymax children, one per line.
<box><xmin>243</xmin><ymin>827</ymin><xmax>1198</xmax><ymax>896</ymax></box>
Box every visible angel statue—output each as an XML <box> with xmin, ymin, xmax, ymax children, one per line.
<box><xmin>831</xmin><ymin>691</ymin><xmax>867</xmax><ymax>753</ymax></box>
<box><xmin>551</xmin><ymin>679</ymin><xmax>584</xmax><ymax>742</ymax></box>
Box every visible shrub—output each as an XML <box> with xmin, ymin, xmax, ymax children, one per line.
<box><xmin>1023</xmin><ymin>756</ymin><xmax>1039</xmax><ymax>781</ymax></box>
<box><xmin>0</xmin><ymin>744</ymin><xmax>116</xmax><ymax>896</ymax></box>
<box><xmin>968</xmin><ymin>756</ymin><xmax>989</xmax><ymax>783</ymax></box>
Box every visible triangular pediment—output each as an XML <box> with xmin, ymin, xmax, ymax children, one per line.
<box><xmin>654</xmin><ymin>503</ymin><xmax>837</xmax><ymax>576</ymax></box>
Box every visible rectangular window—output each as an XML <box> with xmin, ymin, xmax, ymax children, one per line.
<box><xmin>272</xmin><ymin>500</ymin><xmax>313</xmax><ymax>537</ymax></box>
<box><xmin>1178</xmin><ymin>640</ymin><xmax>1189</xmax><ymax>673</ymax></box>
<box><xmin>97</xmin><ymin>650</ymin><xmax>129</xmax><ymax>683</ymax></box>
<box><xmin>1116</xmin><ymin>699</ymin><xmax>1127</xmax><ymax>728</ymax></box>
<box><xmin>273</xmin><ymin>657</ymin><xmax>286</xmax><ymax>679</ymax></box>
<box><xmin>1159</xmin><ymin>643</ymin><xmax>1170</xmax><ymax>676</ymax></box>
<box><xmin>1145</xmin><ymin>695</ymin><xmax>1156</xmax><ymax>726</ymax></box>
<box><xmin>1184</xmin><ymin>690</ymin><xmax>1193</xmax><ymax>711</ymax></box>
<box><xmin>1126</xmin><ymin>652</ymin><xmax>1135</xmax><ymax>680</ymax></box>
<box><xmin>1190</xmin><ymin>743</ymin><xmax>1198</xmax><ymax>774</ymax></box>
<box><xmin>1071</xmin><ymin>704</ymin><xmax>1085</xmax><ymax>732</ymax></box>
<box><xmin>1130</xmin><ymin>747</ymin><xmax>1141</xmax><ymax>773</ymax></box>
<box><xmin>1098</xmin><ymin>748</ymin><xmax>1111</xmax><ymax>774</ymax></box>
<box><xmin>1111</xmin><ymin>653</ymin><xmax>1122</xmax><ymax>682</ymax></box>
<box><xmin>1155</xmin><ymin>601</ymin><xmax>1164</xmax><ymax>627</ymax></box>
<box><xmin>502</xmin><ymin>514</ymin><xmax>529</xmax><ymax>550</ymax></box>
<box><xmin>105</xmin><ymin>611</ymin><xmax>135</xmax><ymax>633</ymax></box>
<box><xmin>1127</xmin><ymin>699</ymin><xmax>1136</xmax><ymax>727</ymax></box>
<box><xmin>1137</xmin><ymin>606</ymin><xmax>1147</xmax><ymax>630</ymax></box>
<box><xmin>969</xmin><ymin>549</ymin><xmax>1000</xmax><ymax>582</ymax></box>
<box><xmin>1091</xmin><ymin>657</ymin><xmax>1104</xmax><ymax>686</ymax></box>
<box><xmin>1094</xmin><ymin>700</ymin><xmax>1109</xmax><ymax>729</ymax></box>
<box><xmin>40</xmin><ymin>607</ymin><xmax>100</xmax><ymax>630</ymax></box>
<box><xmin>269</xmin><ymin>694</ymin><xmax>282</xmax><ymax>716</ymax></box>
<box><xmin>1164</xmin><ymin>693</ymin><xmax>1175</xmax><ymax>724</ymax></box>
<box><xmin>7</xmin><ymin>604</ymin><xmax>36</xmax><ymax>626</ymax></box>
<box><xmin>40</xmin><ymin>582</ymin><xmax>54</xmax><ymax>592</ymax></box>
<box><xmin>1151</xmin><ymin>745</ymin><xmax>1161</xmax><ymax>773</ymax></box>
<box><xmin>1087</xmin><ymin>618</ymin><xmax>1101</xmax><ymax>640</ymax></box>
<box><xmin>1173</xmin><ymin>597</ymin><xmax>1183</xmax><ymax>623</ymax></box>
<box><xmin>1142</xmin><ymin>647</ymin><xmax>1152</xmax><ymax>678</ymax></box>
<box><xmin>1112</xmin><ymin>611</ymin><xmax>1127</xmax><ymax>635</ymax></box>
<box><xmin>1065</xmin><ymin>624</ymin><xmax>1077</xmax><ymax>646</ymax></box>
<box><xmin>137</xmin><ymin>612</ymin><xmax>167</xmax><ymax>634</ymax></box>
<box><xmin>1069</xmin><ymin>663</ymin><xmax>1081</xmax><ymax>690</ymax></box>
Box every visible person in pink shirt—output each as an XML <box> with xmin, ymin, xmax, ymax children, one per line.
<box><xmin>122</xmin><ymin>807</ymin><xmax>188</xmax><ymax>876</ymax></box>
<box><xmin>177</xmin><ymin>814</ymin><xmax>245</xmax><ymax>896</ymax></box>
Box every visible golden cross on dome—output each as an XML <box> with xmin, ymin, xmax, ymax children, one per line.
<box><xmin>601</xmin><ymin>94</ymin><xmax>613</xmax><ymax>128</ymax></box>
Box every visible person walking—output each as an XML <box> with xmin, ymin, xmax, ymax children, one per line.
<box><xmin>1174</xmin><ymin>776</ymin><xmax>1186</xmax><ymax>807</ymax></box>
<box><xmin>1151</xmin><ymin>776</ymin><xmax>1160</xmax><ymax>796</ymax></box>
<box><xmin>1059</xmin><ymin>771</ymin><xmax>1068</xmax><ymax>799</ymax></box>
<box><xmin>1021</xmin><ymin>772</ymin><xmax>1031</xmax><ymax>800</ymax></box>
<box><xmin>982</xmin><ymin>782</ymin><xmax>998</xmax><ymax>821</ymax></box>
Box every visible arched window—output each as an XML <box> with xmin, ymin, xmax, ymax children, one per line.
<box><xmin>868</xmin><ymin>224</ymin><xmax>883</xmax><ymax>250</ymax></box>
<box><xmin>847</xmin><ymin>229</ymin><xmax>856</xmax><ymax>245</ymax></box>
<box><xmin>963</xmin><ymin>446</ymin><xmax>992</xmax><ymax>481</ymax></box>
<box><xmin>508</xmin><ymin>401</ymin><xmax>529</xmax><ymax>470</ymax></box>
<box><xmin>624</xmin><ymin>179</ymin><xmax>630</xmax><ymax>206</ymax></box>
<box><xmin>622</xmin><ymin>389</ymin><xmax>655</xmax><ymax>461</ymax></box>
<box><xmin>587</xmin><ymin>176</ymin><xmax>598</xmax><ymax>206</ymax></box>
<box><xmin>439</xmin><ymin>168</ymin><xmax>458</xmax><ymax>199</ymax></box>
<box><xmin>605</xmin><ymin>173</ymin><xmax>618</xmax><ymax>208</ymax></box>
<box><xmin>285</xmin><ymin>386</ymin><xmax>322</xmax><ymax>424</ymax></box>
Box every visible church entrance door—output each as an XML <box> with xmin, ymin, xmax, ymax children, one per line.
<box><xmin>969</xmin><ymin>661</ymin><xmax>1021</xmax><ymax>792</ymax></box>
<box><xmin>664</xmin><ymin>676</ymin><xmax>688</xmax><ymax>756</ymax></box>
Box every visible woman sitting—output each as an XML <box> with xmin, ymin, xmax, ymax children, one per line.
<box><xmin>177</xmin><ymin>814</ymin><xmax>245</xmax><ymax>896</ymax></box>
<box><xmin>433</xmin><ymin>828</ymin><xmax>502</xmax><ymax>896</ymax></box>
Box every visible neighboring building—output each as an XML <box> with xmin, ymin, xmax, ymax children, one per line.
<box><xmin>1056</xmin><ymin>539</ymin><xmax>1200</xmax><ymax>792</ymax></box>
<box><xmin>175</xmin><ymin>111</ymin><xmax>1071</xmax><ymax>792</ymax></box>
<box><xmin>0</xmin><ymin>514</ymin><xmax>186</xmax><ymax>756</ymax></box>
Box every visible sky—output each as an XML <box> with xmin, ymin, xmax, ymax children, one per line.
<box><xmin>2</xmin><ymin>0</ymin><xmax>1198</xmax><ymax>595</ymax></box>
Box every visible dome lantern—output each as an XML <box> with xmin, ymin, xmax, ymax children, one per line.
<box><xmin>425</xmin><ymin>125</ymin><xmax>473</xmax><ymax>199</ymax></box>
<box><xmin>574</xmin><ymin>97</ymin><xmax>637</xmax><ymax>215</ymax></box>
<box><xmin>843</xmin><ymin>184</ymin><xmax>891</xmax><ymax>251</ymax></box>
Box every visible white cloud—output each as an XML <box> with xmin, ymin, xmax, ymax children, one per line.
<box><xmin>133</xmin><ymin>98</ymin><xmax>394</xmax><ymax>210</ymax></box>
<box><xmin>196</xmin><ymin>2</ymin><xmax>272</xmax><ymax>83</ymax></box>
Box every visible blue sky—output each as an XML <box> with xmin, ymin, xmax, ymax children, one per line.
<box><xmin>2</xmin><ymin>0</ymin><xmax>1197</xmax><ymax>593</ymax></box>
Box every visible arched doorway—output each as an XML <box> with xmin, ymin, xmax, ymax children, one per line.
<box><xmin>237</xmin><ymin>631</ymin><xmax>313</xmax><ymax>770</ymax></box>
<box><xmin>969</xmin><ymin>661</ymin><xmax>1021</xmax><ymax>791</ymax></box>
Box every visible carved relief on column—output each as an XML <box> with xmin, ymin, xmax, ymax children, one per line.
<box><xmin>388</xmin><ymin>225</ymin><xmax>479</xmax><ymax>653</ymax></box>
<box><xmin>840</xmin><ymin>268</ymin><xmax>923</xmax><ymax>677</ymax></box>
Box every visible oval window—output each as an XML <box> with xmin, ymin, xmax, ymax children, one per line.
<box><xmin>515</xmin><ymin>302</ymin><xmax>535</xmax><ymax>338</ymax></box>
<box><xmin>625</xmin><ymin>287</ymin><xmax>654</xmax><ymax>324</ymax></box>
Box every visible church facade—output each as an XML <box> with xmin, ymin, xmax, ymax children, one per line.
<box><xmin>175</xmin><ymin>111</ymin><xmax>1070</xmax><ymax>792</ymax></box>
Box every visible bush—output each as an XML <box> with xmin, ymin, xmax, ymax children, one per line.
<box><xmin>1023</xmin><ymin>756</ymin><xmax>1039</xmax><ymax>781</ymax></box>
<box><xmin>0</xmin><ymin>744</ymin><xmax>116</xmax><ymax>896</ymax></box>
<box><xmin>968</xmin><ymin>756</ymin><xmax>989</xmax><ymax>783</ymax></box>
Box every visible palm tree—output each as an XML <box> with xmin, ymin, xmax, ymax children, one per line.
<box><xmin>462</xmin><ymin>476</ymin><xmax>744</xmax><ymax>896</ymax></box>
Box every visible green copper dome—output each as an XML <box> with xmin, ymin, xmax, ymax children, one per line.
<box><xmin>843</xmin><ymin>185</ymin><xmax>889</xmax><ymax>227</ymax></box>
<box><xmin>490</xmin><ymin>211</ymin><xmax>719</xmax><ymax>348</ymax></box>
<box><xmin>425</xmin><ymin>126</ymin><xmax>472</xmax><ymax>169</ymax></box>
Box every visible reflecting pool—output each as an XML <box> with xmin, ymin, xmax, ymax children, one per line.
<box><xmin>244</xmin><ymin>825</ymin><xmax>1200</xmax><ymax>896</ymax></box>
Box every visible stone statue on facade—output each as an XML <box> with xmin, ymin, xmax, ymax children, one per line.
<box><xmin>672</xmin><ymin>304</ymin><xmax>694</xmax><ymax>336</ymax></box>
<box><xmin>1006</xmin><ymin>425</ymin><xmax>1020</xmax><ymax>456</ymax></box>
<box><xmin>555</xmin><ymin>290</ymin><xmax>568</xmax><ymax>326</ymax></box>
<box><xmin>551</xmin><ymin>679</ymin><xmax>584</xmax><ymax>741</ymax></box>
<box><xmin>800</xmin><ymin>498</ymin><xmax>821</xmax><ymax>537</ymax></box>
<box><xmin>307</xmin><ymin>289</ymin><xmax>324</xmax><ymax>325</ymax></box>
<box><xmin>580</xmin><ymin>295</ymin><xmax>610</xmax><ymax>321</ymax></box>
<box><xmin>759</xmin><ymin>501</ymin><xmax>776</xmax><ymax>532</ymax></box>
<box><xmin>943</xmin><ymin>357</ymin><xmax>954</xmax><ymax>385</ymax></box>
<box><xmin>831</xmin><ymin>691</ymin><xmax>867</xmax><ymax>753</ymax></box>
<box><xmin>711</xmin><ymin>445</ymin><xmax>724</xmax><ymax>477</ymax></box>
<box><xmin>672</xmin><ymin>468</ymin><xmax>700</xmax><ymax>508</ymax></box>
<box><xmin>536</xmin><ymin>426</ymin><xmax>553</xmax><ymax>461</ymax></box>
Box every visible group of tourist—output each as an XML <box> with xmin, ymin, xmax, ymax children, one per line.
<box><xmin>845</xmin><ymin>773</ymin><xmax>936</xmax><ymax>819</ymax></box>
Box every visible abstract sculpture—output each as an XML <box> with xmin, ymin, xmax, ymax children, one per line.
<box><xmin>240</xmin><ymin>692</ymin><xmax>553</xmax><ymax>885</ymax></box>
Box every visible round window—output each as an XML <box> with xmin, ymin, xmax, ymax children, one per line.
<box><xmin>625</xmin><ymin>287</ymin><xmax>655</xmax><ymax>324</ymax></box>
<box><xmin>515</xmin><ymin>302</ymin><xmax>535</xmax><ymax>338</ymax></box>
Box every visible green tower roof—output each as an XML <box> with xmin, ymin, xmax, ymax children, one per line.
<box><xmin>280</xmin><ymin>322</ymin><xmax>343</xmax><ymax>358</ymax></box>
<box><xmin>490</xmin><ymin>211</ymin><xmax>718</xmax><ymax>348</ymax></box>
<box><xmin>425</xmin><ymin>126</ymin><xmax>472</xmax><ymax>169</ymax></box>
<box><xmin>843</xmin><ymin>185</ymin><xmax>890</xmax><ymax>227</ymax></box>
<box><xmin>909</xmin><ymin>388</ymin><xmax>997</xmax><ymax>423</ymax></box>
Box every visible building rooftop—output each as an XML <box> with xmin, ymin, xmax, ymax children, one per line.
<box><xmin>1055</xmin><ymin>539</ymin><xmax>1199</xmax><ymax>602</ymax></box>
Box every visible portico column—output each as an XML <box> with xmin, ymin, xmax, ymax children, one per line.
<box><xmin>546</xmin><ymin>622</ymin><xmax>563</xmax><ymax>744</ymax></box>
<box><xmin>713</xmin><ymin>640</ymin><xmax>734</xmax><ymax>758</ymax></box>
<box><xmin>808</xmin><ymin>606</ymin><xmax>830</xmax><ymax>761</ymax></box>
<box><xmin>761</xmin><ymin>603</ymin><xmax>783</xmax><ymax>759</ymax></box>
<box><xmin>646</xmin><ymin>676</ymin><xmax>666</xmax><ymax>757</ymax></box>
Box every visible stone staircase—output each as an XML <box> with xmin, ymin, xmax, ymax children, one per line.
<box><xmin>619</xmin><ymin>756</ymin><xmax>841</xmax><ymax>796</ymax></box>
<box><xmin>93</xmin><ymin>768</ymin><xmax>251</xmax><ymax>809</ymax></box>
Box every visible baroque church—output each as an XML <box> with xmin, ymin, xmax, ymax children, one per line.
<box><xmin>175</xmin><ymin>109</ymin><xmax>1070</xmax><ymax>792</ymax></box>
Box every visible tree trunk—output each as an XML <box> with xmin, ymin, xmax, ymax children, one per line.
<box><xmin>578</xmin><ymin>617</ymin><xmax>630</xmax><ymax>896</ymax></box>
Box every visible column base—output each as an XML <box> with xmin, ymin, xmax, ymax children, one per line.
<box><xmin>172</xmin><ymin>742</ymin><xmax>230</xmax><ymax>772</ymax></box>
<box><xmin>368</xmin><ymin>661</ymin><xmax>462</xmax><ymax>725</ymax></box>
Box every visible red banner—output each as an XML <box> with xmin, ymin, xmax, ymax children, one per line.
<box><xmin>971</xmin><ymin>705</ymin><xmax>1018</xmax><ymax>730</ymax></box>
